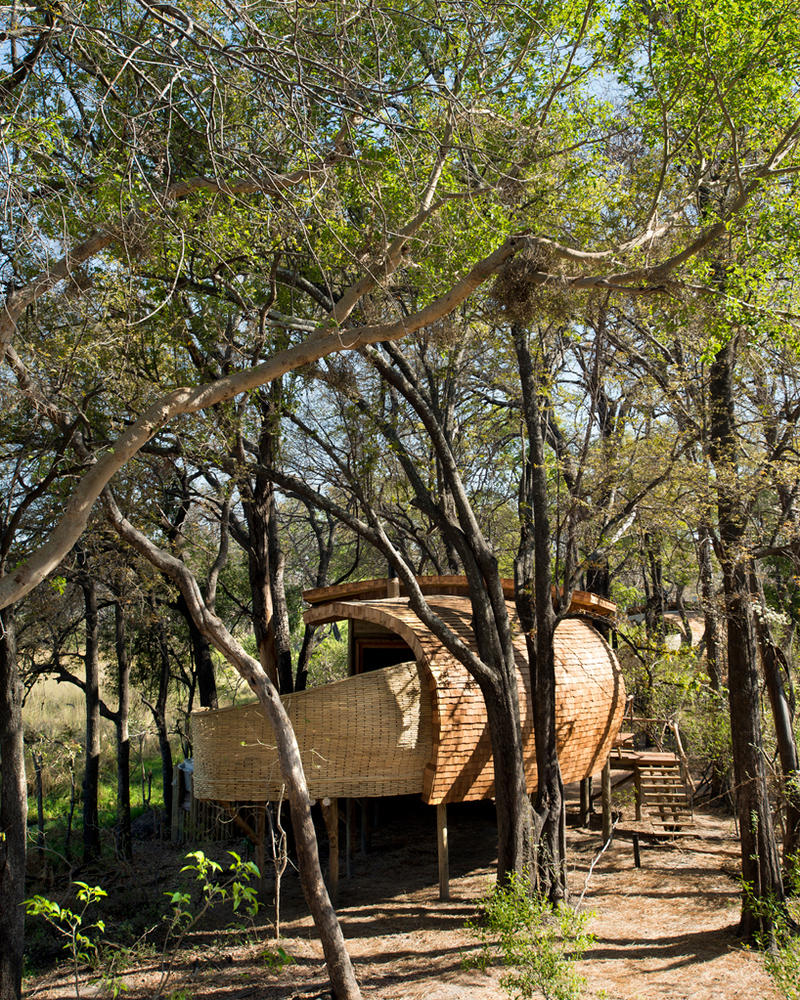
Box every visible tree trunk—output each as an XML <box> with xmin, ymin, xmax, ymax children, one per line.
<box><xmin>153</xmin><ymin>622</ymin><xmax>174</xmax><ymax>833</ymax></box>
<box><xmin>241</xmin><ymin>390</ymin><xmax>295</xmax><ymax>691</ymax></box>
<box><xmin>294</xmin><ymin>623</ymin><xmax>318</xmax><ymax>692</ymax></box>
<box><xmin>267</xmin><ymin>477</ymin><xmax>294</xmax><ymax>694</ymax></box>
<box><xmin>696</xmin><ymin>524</ymin><xmax>730</xmax><ymax>806</ymax></box>
<box><xmin>749</xmin><ymin>571</ymin><xmax>800</xmax><ymax>863</ymax></box>
<box><xmin>174</xmin><ymin>593</ymin><xmax>218</xmax><ymax>708</ymax></box>
<box><xmin>480</xmin><ymin>670</ymin><xmax>533</xmax><ymax>883</ymax></box>
<box><xmin>513</xmin><ymin>324</ymin><xmax>567</xmax><ymax>902</ymax></box>
<box><xmin>243</xmin><ymin>462</ymin><xmax>280</xmax><ymax>689</ymax></box>
<box><xmin>643</xmin><ymin>534</ymin><xmax>667</xmax><ymax>642</ymax></box>
<box><xmin>725</xmin><ymin>567</ymin><xmax>785</xmax><ymax>937</ymax></box>
<box><xmin>105</xmin><ymin>496</ymin><xmax>362</xmax><ymax>999</ymax></box>
<box><xmin>697</xmin><ymin>523</ymin><xmax>724</xmax><ymax>691</ymax></box>
<box><xmin>114</xmin><ymin>602</ymin><xmax>133</xmax><ymax>860</ymax></box>
<box><xmin>81</xmin><ymin>571</ymin><xmax>101</xmax><ymax>862</ymax></box>
<box><xmin>586</xmin><ymin>552</ymin><xmax>611</xmax><ymax>640</ymax></box>
<box><xmin>0</xmin><ymin>609</ymin><xmax>26</xmax><ymax>1000</ymax></box>
<box><xmin>709</xmin><ymin>337</ymin><xmax>785</xmax><ymax>940</ymax></box>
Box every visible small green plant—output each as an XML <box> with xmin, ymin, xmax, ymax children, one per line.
<box><xmin>764</xmin><ymin>931</ymin><xmax>800</xmax><ymax>1000</ymax></box>
<box><xmin>24</xmin><ymin>882</ymin><xmax>107</xmax><ymax>999</ymax></box>
<box><xmin>261</xmin><ymin>945</ymin><xmax>296</xmax><ymax>972</ymax></box>
<box><xmin>465</xmin><ymin>874</ymin><xmax>593</xmax><ymax>1000</ymax></box>
<box><xmin>156</xmin><ymin>850</ymin><xmax>262</xmax><ymax>996</ymax></box>
<box><xmin>741</xmin><ymin>876</ymin><xmax>800</xmax><ymax>1000</ymax></box>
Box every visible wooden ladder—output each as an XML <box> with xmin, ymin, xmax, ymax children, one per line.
<box><xmin>636</xmin><ymin>759</ymin><xmax>694</xmax><ymax>834</ymax></box>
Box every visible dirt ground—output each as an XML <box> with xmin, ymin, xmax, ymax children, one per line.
<box><xmin>25</xmin><ymin>799</ymin><xmax>781</xmax><ymax>1000</ymax></box>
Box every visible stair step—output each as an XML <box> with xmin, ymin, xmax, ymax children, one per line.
<box><xmin>646</xmin><ymin>802</ymin><xmax>692</xmax><ymax>810</ymax></box>
<box><xmin>642</xmin><ymin>789</ymin><xmax>690</xmax><ymax>797</ymax></box>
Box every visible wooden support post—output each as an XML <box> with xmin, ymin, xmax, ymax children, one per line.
<box><xmin>360</xmin><ymin>799</ymin><xmax>369</xmax><ymax>854</ymax></box>
<box><xmin>632</xmin><ymin>832</ymin><xmax>641</xmax><ymax>869</ymax></box>
<box><xmin>255</xmin><ymin>805</ymin><xmax>266</xmax><ymax>884</ymax></box>
<box><xmin>436</xmin><ymin>803</ymin><xmax>450</xmax><ymax>901</ymax></box>
<box><xmin>345</xmin><ymin>798</ymin><xmax>354</xmax><ymax>879</ymax></box>
<box><xmin>634</xmin><ymin>767</ymin><xmax>642</xmax><ymax>822</ymax></box>
<box><xmin>579</xmin><ymin>777</ymin><xmax>592</xmax><ymax>827</ymax></box>
<box><xmin>321</xmin><ymin>798</ymin><xmax>339</xmax><ymax>904</ymax></box>
<box><xmin>602</xmin><ymin>758</ymin><xmax>613</xmax><ymax>843</ymax></box>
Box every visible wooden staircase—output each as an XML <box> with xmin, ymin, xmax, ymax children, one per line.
<box><xmin>609</xmin><ymin>747</ymin><xmax>695</xmax><ymax>836</ymax></box>
<box><xmin>636</xmin><ymin>758</ymin><xmax>694</xmax><ymax>833</ymax></box>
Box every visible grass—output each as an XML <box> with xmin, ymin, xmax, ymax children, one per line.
<box><xmin>27</xmin><ymin>745</ymin><xmax>168</xmax><ymax>863</ymax></box>
<box><xmin>24</xmin><ymin>673</ymin><xmax>173</xmax><ymax>864</ymax></box>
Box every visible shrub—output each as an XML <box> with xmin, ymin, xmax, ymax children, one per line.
<box><xmin>465</xmin><ymin>874</ymin><xmax>593</xmax><ymax>1000</ymax></box>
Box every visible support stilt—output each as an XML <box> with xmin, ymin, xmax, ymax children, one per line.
<box><xmin>436</xmin><ymin>803</ymin><xmax>450</xmax><ymax>901</ymax></box>
<box><xmin>602</xmin><ymin>758</ymin><xmax>613</xmax><ymax>843</ymax></box>
<box><xmin>579</xmin><ymin>777</ymin><xmax>592</xmax><ymax>827</ymax></box>
<box><xmin>255</xmin><ymin>805</ymin><xmax>266</xmax><ymax>884</ymax></box>
<box><xmin>321</xmin><ymin>797</ymin><xmax>339</xmax><ymax>904</ymax></box>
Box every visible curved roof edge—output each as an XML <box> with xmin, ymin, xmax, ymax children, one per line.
<box><xmin>302</xmin><ymin>575</ymin><xmax>616</xmax><ymax>619</ymax></box>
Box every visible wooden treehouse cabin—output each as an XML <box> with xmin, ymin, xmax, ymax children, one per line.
<box><xmin>191</xmin><ymin>576</ymin><xmax>626</xmax><ymax>897</ymax></box>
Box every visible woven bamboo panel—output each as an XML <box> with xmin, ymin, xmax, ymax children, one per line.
<box><xmin>192</xmin><ymin>595</ymin><xmax>625</xmax><ymax>805</ymax></box>
<box><xmin>192</xmin><ymin>660</ymin><xmax>432</xmax><ymax>803</ymax></box>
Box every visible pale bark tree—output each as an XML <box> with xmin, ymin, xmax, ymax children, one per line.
<box><xmin>103</xmin><ymin>491</ymin><xmax>363</xmax><ymax>1000</ymax></box>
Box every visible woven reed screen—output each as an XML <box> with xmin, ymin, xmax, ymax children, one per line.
<box><xmin>192</xmin><ymin>660</ymin><xmax>432</xmax><ymax>803</ymax></box>
<box><xmin>192</xmin><ymin>597</ymin><xmax>625</xmax><ymax>805</ymax></box>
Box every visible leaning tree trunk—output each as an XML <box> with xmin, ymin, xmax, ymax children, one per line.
<box><xmin>114</xmin><ymin>602</ymin><xmax>133</xmax><ymax>860</ymax></box>
<box><xmin>709</xmin><ymin>336</ymin><xmax>785</xmax><ymax>941</ymax></box>
<box><xmin>80</xmin><ymin>570</ymin><xmax>102</xmax><ymax>862</ymax></box>
<box><xmin>0</xmin><ymin>609</ymin><xmax>26</xmax><ymax>1000</ymax></box>
<box><xmin>106</xmin><ymin>495</ymin><xmax>362</xmax><ymax>1000</ymax></box>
